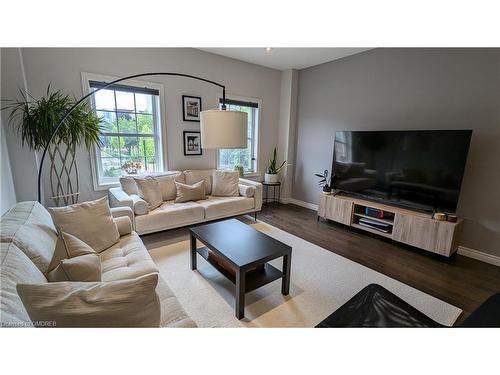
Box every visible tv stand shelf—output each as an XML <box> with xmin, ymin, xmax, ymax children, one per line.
<box><xmin>318</xmin><ymin>193</ymin><xmax>463</xmax><ymax>257</ymax></box>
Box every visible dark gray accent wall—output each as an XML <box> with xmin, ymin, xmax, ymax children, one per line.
<box><xmin>293</xmin><ymin>48</ymin><xmax>500</xmax><ymax>257</ymax></box>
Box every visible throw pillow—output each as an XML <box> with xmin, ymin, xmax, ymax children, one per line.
<box><xmin>239</xmin><ymin>184</ymin><xmax>256</xmax><ymax>198</ymax></box>
<box><xmin>47</xmin><ymin>254</ymin><xmax>101</xmax><ymax>282</ymax></box>
<box><xmin>119</xmin><ymin>176</ymin><xmax>138</xmax><ymax>195</ymax></box>
<box><xmin>156</xmin><ymin>173</ymin><xmax>185</xmax><ymax>201</ymax></box>
<box><xmin>48</xmin><ymin>231</ymin><xmax>97</xmax><ymax>272</ymax></box>
<box><xmin>17</xmin><ymin>273</ymin><xmax>161</xmax><ymax>328</ymax></box>
<box><xmin>174</xmin><ymin>180</ymin><xmax>207</xmax><ymax>203</ymax></box>
<box><xmin>48</xmin><ymin>197</ymin><xmax>120</xmax><ymax>253</ymax></box>
<box><xmin>184</xmin><ymin>170</ymin><xmax>214</xmax><ymax>195</ymax></box>
<box><xmin>134</xmin><ymin>176</ymin><xmax>163</xmax><ymax>210</ymax></box>
<box><xmin>212</xmin><ymin>170</ymin><xmax>240</xmax><ymax>197</ymax></box>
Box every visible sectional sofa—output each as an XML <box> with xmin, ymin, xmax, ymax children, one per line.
<box><xmin>0</xmin><ymin>201</ymin><xmax>196</xmax><ymax>327</ymax></box>
<box><xmin>108</xmin><ymin>169</ymin><xmax>263</xmax><ymax>235</ymax></box>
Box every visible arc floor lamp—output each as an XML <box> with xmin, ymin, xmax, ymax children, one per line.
<box><xmin>37</xmin><ymin>72</ymin><xmax>248</xmax><ymax>204</ymax></box>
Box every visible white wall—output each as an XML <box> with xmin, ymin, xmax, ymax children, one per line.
<box><xmin>1</xmin><ymin>48</ymin><xmax>40</xmax><ymax>204</ymax></box>
<box><xmin>277</xmin><ymin>69</ymin><xmax>299</xmax><ymax>201</ymax></box>
<box><xmin>1</xmin><ymin>118</ymin><xmax>17</xmax><ymax>214</ymax></box>
<box><xmin>2</xmin><ymin>48</ymin><xmax>282</xmax><ymax>205</ymax></box>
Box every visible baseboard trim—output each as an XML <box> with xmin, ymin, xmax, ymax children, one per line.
<box><xmin>458</xmin><ymin>246</ymin><xmax>500</xmax><ymax>267</ymax></box>
<box><xmin>287</xmin><ymin>198</ymin><xmax>319</xmax><ymax>211</ymax></box>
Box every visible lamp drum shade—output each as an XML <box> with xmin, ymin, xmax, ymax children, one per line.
<box><xmin>200</xmin><ymin>109</ymin><xmax>248</xmax><ymax>149</ymax></box>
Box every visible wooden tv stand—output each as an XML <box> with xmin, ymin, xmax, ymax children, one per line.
<box><xmin>318</xmin><ymin>193</ymin><xmax>463</xmax><ymax>257</ymax></box>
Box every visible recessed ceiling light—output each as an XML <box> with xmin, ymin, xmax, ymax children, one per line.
<box><xmin>266</xmin><ymin>47</ymin><xmax>272</xmax><ymax>53</ymax></box>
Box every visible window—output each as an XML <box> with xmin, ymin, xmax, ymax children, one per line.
<box><xmin>88</xmin><ymin>80</ymin><xmax>163</xmax><ymax>187</ymax></box>
<box><xmin>217</xmin><ymin>98</ymin><xmax>260</xmax><ymax>175</ymax></box>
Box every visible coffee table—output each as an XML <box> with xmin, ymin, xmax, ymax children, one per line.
<box><xmin>189</xmin><ymin>219</ymin><xmax>292</xmax><ymax>319</ymax></box>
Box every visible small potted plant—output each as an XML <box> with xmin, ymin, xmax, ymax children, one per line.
<box><xmin>234</xmin><ymin>164</ymin><xmax>244</xmax><ymax>177</ymax></box>
<box><xmin>315</xmin><ymin>169</ymin><xmax>332</xmax><ymax>194</ymax></box>
<box><xmin>265</xmin><ymin>148</ymin><xmax>286</xmax><ymax>183</ymax></box>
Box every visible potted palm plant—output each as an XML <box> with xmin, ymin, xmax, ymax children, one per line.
<box><xmin>265</xmin><ymin>147</ymin><xmax>286</xmax><ymax>183</ymax></box>
<box><xmin>315</xmin><ymin>169</ymin><xmax>332</xmax><ymax>193</ymax></box>
<box><xmin>2</xmin><ymin>85</ymin><xmax>102</xmax><ymax>206</ymax></box>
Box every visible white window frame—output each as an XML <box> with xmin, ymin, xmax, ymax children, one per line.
<box><xmin>81</xmin><ymin>72</ymin><xmax>167</xmax><ymax>190</ymax></box>
<box><xmin>215</xmin><ymin>93</ymin><xmax>262</xmax><ymax>178</ymax></box>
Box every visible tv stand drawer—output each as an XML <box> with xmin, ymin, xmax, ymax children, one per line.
<box><xmin>393</xmin><ymin>213</ymin><xmax>463</xmax><ymax>256</ymax></box>
<box><xmin>319</xmin><ymin>194</ymin><xmax>353</xmax><ymax>225</ymax></box>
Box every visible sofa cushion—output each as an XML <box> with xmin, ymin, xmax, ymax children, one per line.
<box><xmin>196</xmin><ymin>196</ymin><xmax>255</xmax><ymax>219</ymax></box>
<box><xmin>48</xmin><ymin>254</ymin><xmax>101</xmax><ymax>282</ymax></box>
<box><xmin>174</xmin><ymin>180</ymin><xmax>206</xmax><ymax>203</ymax></box>
<box><xmin>134</xmin><ymin>176</ymin><xmax>163</xmax><ymax>210</ymax></box>
<box><xmin>135</xmin><ymin>201</ymin><xmax>205</xmax><ymax>234</ymax></box>
<box><xmin>184</xmin><ymin>169</ymin><xmax>214</xmax><ymax>195</ymax></box>
<box><xmin>17</xmin><ymin>273</ymin><xmax>161</xmax><ymax>328</ymax></box>
<box><xmin>48</xmin><ymin>232</ymin><xmax>97</xmax><ymax>272</ymax></box>
<box><xmin>156</xmin><ymin>276</ymin><xmax>197</xmax><ymax>328</ymax></box>
<box><xmin>156</xmin><ymin>172</ymin><xmax>185</xmax><ymax>201</ymax></box>
<box><xmin>48</xmin><ymin>197</ymin><xmax>120</xmax><ymax>253</ymax></box>
<box><xmin>1</xmin><ymin>242</ymin><xmax>48</xmax><ymax>327</ymax></box>
<box><xmin>99</xmin><ymin>231</ymin><xmax>158</xmax><ymax>282</ymax></box>
<box><xmin>119</xmin><ymin>176</ymin><xmax>139</xmax><ymax>195</ymax></box>
<box><xmin>212</xmin><ymin>170</ymin><xmax>240</xmax><ymax>197</ymax></box>
<box><xmin>0</xmin><ymin>201</ymin><xmax>58</xmax><ymax>275</ymax></box>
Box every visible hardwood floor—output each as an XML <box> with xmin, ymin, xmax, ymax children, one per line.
<box><xmin>255</xmin><ymin>203</ymin><xmax>500</xmax><ymax>325</ymax></box>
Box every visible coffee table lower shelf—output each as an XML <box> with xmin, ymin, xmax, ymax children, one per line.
<box><xmin>196</xmin><ymin>246</ymin><xmax>283</xmax><ymax>293</ymax></box>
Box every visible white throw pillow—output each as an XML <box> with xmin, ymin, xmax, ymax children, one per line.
<box><xmin>48</xmin><ymin>253</ymin><xmax>101</xmax><ymax>282</ymax></box>
<box><xmin>174</xmin><ymin>181</ymin><xmax>207</xmax><ymax>203</ymax></box>
<box><xmin>184</xmin><ymin>170</ymin><xmax>214</xmax><ymax>195</ymax></box>
<box><xmin>239</xmin><ymin>184</ymin><xmax>256</xmax><ymax>198</ymax></box>
<box><xmin>119</xmin><ymin>176</ymin><xmax>138</xmax><ymax>195</ymax></box>
<box><xmin>48</xmin><ymin>231</ymin><xmax>97</xmax><ymax>272</ymax></box>
<box><xmin>156</xmin><ymin>173</ymin><xmax>185</xmax><ymax>201</ymax></box>
<box><xmin>17</xmin><ymin>273</ymin><xmax>160</xmax><ymax>328</ymax></box>
<box><xmin>212</xmin><ymin>170</ymin><xmax>240</xmax><ymax>197</ymax></box>
<box><xmin>48</xmin><ymin>197</ymin><xmax>120</xmax><ymax>253</ymax></box>
<box><xmin>134</xmin><ymin>176</ymin><xmax>163</xmax><ymax>209</ymax></box>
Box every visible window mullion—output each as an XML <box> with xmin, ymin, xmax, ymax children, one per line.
<box><xmin>113</xmin><ymin>90</ymin><xmax>122</xmax><ymax>172</ymax></box>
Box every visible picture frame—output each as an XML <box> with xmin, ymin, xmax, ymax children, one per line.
<box><xmin>182</xmin><ymin>95</ymin><xmax>202</xmax><ymax>122</ymax></box>
<box><xmin>183</xmin><ymin>131</ymin><xmax>202</xmax><ymax>156</ymax></box>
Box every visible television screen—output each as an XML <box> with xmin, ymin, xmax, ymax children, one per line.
<box><xmin>333</xmin><ymin>130</ymin><xmax>472</xmax><ymax>212</ymax></box>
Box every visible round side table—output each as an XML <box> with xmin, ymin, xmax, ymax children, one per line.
<box><xmin>261</xmin><ymin>181</ymin><xmax>281</xmax><ymax>207</ymax></box>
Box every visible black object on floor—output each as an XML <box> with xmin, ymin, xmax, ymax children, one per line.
<box><xmin>316</xmin><ymin>284</ymin><xmax>500</xmax><ymax>328</ymax></box>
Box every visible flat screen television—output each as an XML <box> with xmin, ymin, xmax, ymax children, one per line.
<box><xmin>332</xmin><ymin>130</ymin><xmax>472</xmax><ymax>213</ymax></box>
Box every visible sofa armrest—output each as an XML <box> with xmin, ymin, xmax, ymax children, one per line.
<box><xmin>108</xmin><ymin>187</ymin><xmax>133</xmax><ymax>209</ymax></box>
<box><xmin>239</xmin><ymin>178</ymin><xmax>262</xmax><ymax>211</ymax></box>
<box><xmin>114</xmin><ymin>216</ymin><xmax>133</xmax><ymax>236</ymax></box>
<box><xmin>129</xmin><ymin>194</ymin><xmax>149</xmax><ymax>215</ymax></box>
<box><xmin>111</xmin><ymin>206</ymin><xmax>135</xmax><ymax>230</ymax></box>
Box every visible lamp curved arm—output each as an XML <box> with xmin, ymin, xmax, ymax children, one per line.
<box><xmin>37</xmin><ymin>72</ymin><xmax>227</xmax><ymax>203</ymax></box>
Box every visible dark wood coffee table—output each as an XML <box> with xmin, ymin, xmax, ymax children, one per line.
<box><xmin>189</xmin><ymin>219</ymin><xmax>292</xmax><ymax>319</ymax></box>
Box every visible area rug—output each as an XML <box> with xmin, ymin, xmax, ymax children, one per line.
<box><xmin>145</xmin><ymin>219</ymin><xmax>462</xmax><ymax>327</ymax></box>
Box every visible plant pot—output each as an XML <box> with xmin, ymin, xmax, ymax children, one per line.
<box><xmin>264</xmin><ymin>173</ymin><xmax>279</xmax><ymax>183</ymax></box>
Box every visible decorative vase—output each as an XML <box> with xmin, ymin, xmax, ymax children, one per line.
<box><xmin>264</xmin><ymin>173</ymin><xmax>279</xmax><ymax>183</ymax></box>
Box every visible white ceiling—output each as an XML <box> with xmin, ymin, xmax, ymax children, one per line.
<box><xmin>199</xmin><ymin>48</ymin><xmax>371</xmax><ymax>71</ymax></box>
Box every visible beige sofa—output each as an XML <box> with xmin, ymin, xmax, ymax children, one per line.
<box><xmin>108</xmin><ymin>170</ymin><xmax>263</xmax><ymax>235</ymax></box>
<box><xmin>0</xmin><ymin>201</ymin><xmax>196</xmax><ymax>328</ymax></box>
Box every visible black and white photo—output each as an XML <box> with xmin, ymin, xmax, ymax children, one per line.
<box><xmin>182</xmin><ymin>95</ymin><xmax>202</xmax><ymax>122</ymax></box>
<box><xmin>183</xmin><ymin>131</ymin><xmax>202</xmax><ymax>155</ymax></box>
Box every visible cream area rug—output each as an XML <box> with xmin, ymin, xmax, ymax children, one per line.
<box><xmin>145</xmin><ymin>219</ymin><xmax>462</xmax><ymax>327</ymax></box>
